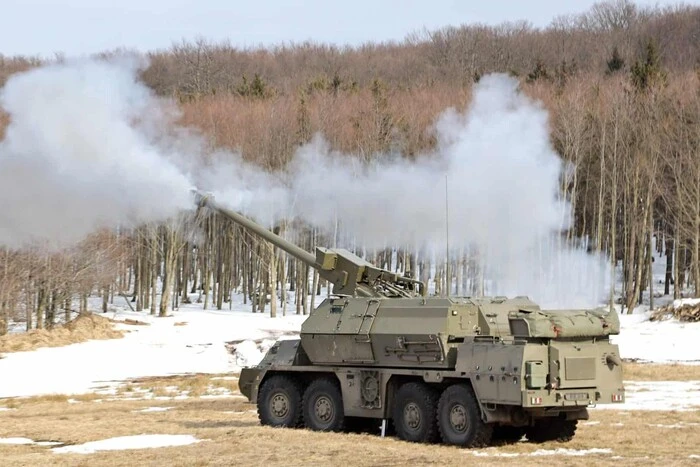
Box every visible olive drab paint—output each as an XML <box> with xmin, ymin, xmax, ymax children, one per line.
<box><xmin>195</xmin><ymin>191</ymin><xmax>625</xmax><ymax>446</ymax></box>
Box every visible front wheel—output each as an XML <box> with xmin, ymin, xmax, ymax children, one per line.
<box><xmin>257</xmin><ymin>374</ymin><xmax>303</xmax><ymax>427</ymax></box>
<box><xmin>437</xmin><ymin>384</ymin><xmax>492</xmax><ymax>447</ymax></box>
<box><xmin>303</xmin><ymin>377</ymin><xmax>345</xmax><ymax>432</ymax></box>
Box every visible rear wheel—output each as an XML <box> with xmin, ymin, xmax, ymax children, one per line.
<box><xmin>392</xmin><ymin>382</ymin><xmax>439</xmax><ymax>443</ymax></box>
<box><xmin>437</xmin><ymin>384</ymin><xmax>492</xmax><ymax>447</ymax></box>
<box><xmin>257</xmin><ymin>374</ymin><xmax>303</xmax><ymax>427</ymax></box>
<box><xmin>303</xmin><ymin>377</ymin><xmax>345</xmax><ymax>432</ymax></box>
<box><xmin>526</xmin><ymin>418</ymin><xmax>578</xmax><ymax>443</ymax></box>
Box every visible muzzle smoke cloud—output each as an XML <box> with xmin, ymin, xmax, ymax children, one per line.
<box><xmin>0</xmin><ymin>58</ymin><xmax>609</xmax><ymax>307</ymax></box>
<box><xmin>0</xmin><ymin>57</ymin><xmax>194</xmax><ymax>248</ymax></box>
<box><xmin>210</xmin><ymin>74</ymin><xmax>610</xmax><ymax>308</ymax></box>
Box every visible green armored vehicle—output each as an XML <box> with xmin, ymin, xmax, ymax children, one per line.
<box><xmin>196</xmin><ymin>193</ymin><xmax>625</xmax><ymax>447</ymax></box>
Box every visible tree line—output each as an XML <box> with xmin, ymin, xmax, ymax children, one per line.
<box><xmin>1</xmin><ymin>0</ymin><xmax>699</xmax><ymax>333</ymax></box>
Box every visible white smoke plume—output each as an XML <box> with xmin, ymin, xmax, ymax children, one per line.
<box><xmin>0</xmin><ymin>57</ymin><xmax>194</xmax><ymax>248</ymax></box>
<box><xmin>212</xmin><ymin>74</ymin><xmax>610</xmax><ymax>308</ymax></box>
<box><xmin>0</xmin><ymin>58</ymin><xmax>608</xmax><ymax>307</ymax></box>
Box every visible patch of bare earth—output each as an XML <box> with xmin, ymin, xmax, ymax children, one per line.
<box><xmin>0</xmin><ymin>313</ymin><xmax>124</xmax><ymax>353</ymax></box>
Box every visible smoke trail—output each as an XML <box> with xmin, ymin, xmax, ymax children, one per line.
<box><xmin>0</xmin><ymin>57</ymin><xmax>194</xmax><ymax>248</ymax></box>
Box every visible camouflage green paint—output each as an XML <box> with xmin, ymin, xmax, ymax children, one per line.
<box><xmin>196</xmin><ymin>191</ymin><xmax>625</xmax><ymax>442</ymax></box>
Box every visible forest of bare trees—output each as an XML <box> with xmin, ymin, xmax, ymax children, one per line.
<box><xmin>1</xmin><ymin>0</ymin><xmax>699</xmax><ymax>334</ymax></box>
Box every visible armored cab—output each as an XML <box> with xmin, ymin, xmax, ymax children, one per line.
<box><xmin>195</xmin><ymin>192</ymin><xmax>625</xmax><ymax>447</ymax></box>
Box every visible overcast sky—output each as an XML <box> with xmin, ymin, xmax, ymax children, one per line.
<box><xmin>1</xmin><ymin>0</ymin><xmax>696</xmax><ymax>58</ymax></box>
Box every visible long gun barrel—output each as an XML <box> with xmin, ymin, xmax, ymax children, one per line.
<box><xmin>194</xmin><ymin>191</ymin><xmax>426</xmax><ymax>298</ymax></box>
<box><xmin>195</xmin><ymin>191</ymin><xmax>317</xmax><ymax>267</ymax></box>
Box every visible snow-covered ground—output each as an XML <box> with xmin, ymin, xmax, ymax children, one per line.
<box><xmin>0</xmin><ymin>295</ymin><xmax>306</xmax><ymax>398</ymax></box>
<box><xmin>52</xmin><ymin>434</ymin><xmax>203</xmax><ymax>454</ymax></box>
<box><xmin>608</xmin><ymin>247</ymin><xmax>700</xmax><ymax>364</ymax></box>
<box><xmin>0</xmin><ymin>292</ymin><xmax>699</xmax><ymax>410</ymax></box>
<box><xmin>471</xmin><ymin>447</ymin><xmax>613</xmax><ymax>457</ymax></box>
<box><xmin>602</xmin><ymin>380</ymin><xmax>700</xmax><ymax>411</ymax></box>
<box><xmin>613</xmin><ymin>308</ymin><xmax>700</xmax><ymax>364</ymax></box>
<box><xmin>0</xmin><ymin>434</ymin><xmax>204</xmax><ymax>456</ymax></box>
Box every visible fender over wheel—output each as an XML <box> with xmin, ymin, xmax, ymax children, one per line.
<box><xmin>303</xmin><ymin>377</ymin><xmax>345</xmax><ymax>432</ymax></box>
<box><xmin>257</xmin><ymin>374</ymin><xmax>303</xmax><ymax>428</ymax></box>
<box><xmin>437</xmin><ymin>384</ymin><xmax>492</xmax><ymax>447</ymax></box>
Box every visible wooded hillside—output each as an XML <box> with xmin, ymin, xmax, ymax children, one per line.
<box><xmin>1</xmin><ymin>0</ymin><xmax>699</xmax><ymax>333</ymax></box>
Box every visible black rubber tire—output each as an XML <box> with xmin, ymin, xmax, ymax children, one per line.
<box><xmin>257</xmin><ymin>374</ymin><xmax>303</xmax><ymax>428</ymax></box>
<box><xmin>437</xmin><ymin>384</ymin><xmax>493</xmax><ymax>447</ymax></box>
<box><xmin>492</xmin><ymin>425</ymin><xmax>526</xmax><ymax>444</ymax></box>
<box><xmin>526</xmin><ymin>418</ymin><xmax>578</xmax><ymax>443</ymax></box>
<box><xmin>391</xmin><ymin>382</ymin><xmax>439</xmax><ymax>443</ymax></box>
<box><xmin>302</xmin><ymin>377</ymin><xmax>345</xmax><ymax>432</ymax></box>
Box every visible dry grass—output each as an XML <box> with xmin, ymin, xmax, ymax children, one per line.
<box><xmin>122</xmin><ymin>318</ymin><xmax>149</xmax><ymax>326</ymax></box>
<box><xmin>623</xmin><ymin>362</ymin><xmax>700</xmax><ymax>381</ymax></box>
<box><xmin>650</xmin><ymin>302</ymin><xmax>700</xmax><ymax>322</ymax></box>
<box><xmin>0</xmin><ymin>395</ymin><xmax>698</xmax><ymax>466</ymax></box>
<box><xmin>0</xmin><ymin>363</ymin><xmax>697</xmax><ymax>465</ymax></box>
<box><xmin>123</xmin><ymin>374</ymin><xmax>240</xmax><ymax>398</ymax></box>
<box><xmin>7</xmin><ymin>393</ymin><xmax>105</xmax><ymax>405</ymax></box>
<box><xmin>0</xmin><ymin>314</ymin><xmax>124</xmax><ymax>353</ymax></box>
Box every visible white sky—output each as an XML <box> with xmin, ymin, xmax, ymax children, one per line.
<box><xmin>0</xmin><ymin>0</ymin><xmax>696</xmax><ymax>58</ymax></box>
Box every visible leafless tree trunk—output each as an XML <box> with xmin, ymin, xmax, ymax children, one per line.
<box><xmin>268</xmin><ymin>244</ymin><xmax>277</xmax><ymax>318</ymax></box>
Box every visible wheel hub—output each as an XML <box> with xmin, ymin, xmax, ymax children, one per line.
<box><xmin>271</xmin><ymin>393</ymin><xmax>289</xmax><ymax>418</ymax></box>
<box><xmin>404</xmin><ymin>402</ymin><xmax>422</xmax><ymax>430</ymax></box>
<box><xmin>449</xmin><ymin>404</ymin><xmax>467</xmax><ymax>432</ymax></box>
<box><xmin>314</xmin><ymin>396</ymin><xmax>334</xmax><ymax>422</ymax></box>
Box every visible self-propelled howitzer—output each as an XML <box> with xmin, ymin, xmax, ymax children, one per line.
<box><xmin>194</xmin><ymin>191</ymin><xmax>625</xmax><ymax>448</ymax></box>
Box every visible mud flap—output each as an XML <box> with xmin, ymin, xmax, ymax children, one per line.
<box><xmin>239</xmin><ymin>367</ymin><xmax>266</xmax><ymax>402</ymax></box>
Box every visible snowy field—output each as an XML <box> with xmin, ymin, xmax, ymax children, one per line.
<box><xmin>612</xmin><ymin>301</ymin><xmax>700</xmax><ymax>365</ymax></box>
<box><xmin>0</xmin><ymin>295</ymin><xmax>305</xmax><ymax>398</ymax></box>
<box><xmin>0</xmin><ymin>293</ymin><xmax>699</xmax><ymax>411</ymax></box>
<box><xmin>0</xmin><ymin>296</ymin><xmax>700</xmax><ymax>463</ymax></box>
